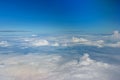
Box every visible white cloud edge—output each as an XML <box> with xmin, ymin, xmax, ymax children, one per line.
<box><xmin>0</xmin><ymin>53</ymin><xmax>119</xmax><ymax>80</ymax></box>
<box><xmin>0</xmin><ymin>41</ymin><xmax>10</xmax><ymax>47</ymax></box>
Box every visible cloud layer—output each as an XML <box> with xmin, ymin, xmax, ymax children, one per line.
<box><xmin>0</xmin><ymin>53</ymin><xmax>119</xmax><ymax>80</ymax></box>
<box><xmin>1</xmin><ymin>30</ymin><xmax>120</xmax><ymax>48</ymax></box>
<box><xmin>0</xmin><ymin>30</ymin><xmax>120</xmax><ymax>80</ymax></box>
<box><xmin>0</xmin><ymin>41</ymin><xmax>10</xmax><ymax>47</ymax></box>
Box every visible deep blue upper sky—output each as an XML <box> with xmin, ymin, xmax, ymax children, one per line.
<box><xmin>0</xmin><ymin>0</ymin><xmax>120</xmax><ymax>33</ymax></box>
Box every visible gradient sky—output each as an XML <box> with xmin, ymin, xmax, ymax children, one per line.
<box><xmin>0</xmin><ymin>0</ymin><xmax>120</xmax><ymax>33</ymax></box>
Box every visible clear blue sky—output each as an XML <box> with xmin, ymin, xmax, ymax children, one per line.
<box><xmin>0</xmin><ymin>0</ymin><xmax>120</xmax><ymax>33</ymax></box>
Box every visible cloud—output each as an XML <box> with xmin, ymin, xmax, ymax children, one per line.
<box><xmin>0</xmin><ymin>30</ymin><xmax>120</xmax><ymax>80</ymax></box>
<box><xmin>21</xmin><ymin>37</ymin><xmax>61</xmax><ymax>47</ymax></box>
<box><xmin>106</xmin><ymin>42</ymin><xmax>120</xmax><ymax>48</ymax></box>
<box><xmin>111</xmin><ymin>30</ymin><xmax>120</xmax><ymax>40</ymax></box>
<box><xmin>72</xmin><ymin>37</ymin><xmax>89</xmax><ymax>43</ymax></box>
<box><xmin>51</xmin><ymin>42</ymin><xmax>59</xmax><ymax>46</ymax></box>
<box><xmin>0</xmin><ymin>53</ymin><xmax>119</xmax><ymax>80</ymax></box>
<box><xmin>72</xmin><ymin>37</ymin><xmax>104</xmax><ymax>47</ymax></box>
<box><xmin>0</xmin><ymin>41</ymin><xmax>10</xmax><ymax>47</ymax></box>
<box><xmin>31</xmin><ymin>40</ymin><xmax>49</xmax><ymax>46</ymax></box>
<box><xmin>0</xmin><ymin>30</ymin><xmax>119</xmax><ymax>48</ymax></box>
<box><xmin>31</xmin><ymin>34</ymin><xmax>38</xmax><ymax>37</ymax></box>
<box><xmin>22</xmin><ymin>38</ymin><xmax>49</xmax><ymax>47</ymax></box>
<box><xmin>72</xmin><ymin>31</ymin><xmax>120</xmax><ymax>48</ymax></box>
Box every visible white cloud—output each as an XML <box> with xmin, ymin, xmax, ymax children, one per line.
<box><xmin>1</xmin><ymin>30</ymin><xmax>120</xmax><ymax>80</ymax></box>
<box><xmin>31</xmin><ymin>39</ymin><xmax>49</xmax><ymax>46</ymax></box>
<box><xmin>0</xmin><ymin>41</ymin><xmax>10</xmax><ymax>47</ymax></box>
<box><xmin>72</xmin><ymin>34</ymin><xmax>120</xmax><ymax>48</ymax></box>
<box><xmin>79</xmin><ymin>53</ymin><xmax>109</xmax><ymax>68</ymax></box>
<box><xmin>6</xmin><ymin>30</ymin><xmax>120</xmax><ymax>48</ymax></box>
<box><xmin>21</xmin><ymin>38</ymin><xmax>49</xmax><ymax>47</ymax></box>
<box><xmin>112</xmin><ymin>30</ymin><xmax>120</xmax><ymax>40</ymax></box>
<box><xmin>106</xmin><ymin>42</ymin><xmax>120</xmax><ymax>48</ymax></box>
<box><xmin>0</xmin><ymin>53</ymin><xmax>119</xmax><ymax>80</ymax></box>
<box><xmin>31</xmin><ymin>34</ymin><xmax>37</xmax><ymax>37</ymax></box>
<box><xmin>51</xmin><ymin>42</ymin><xmax>59</xmax><ymax>46</ymax></box>
<box><xmin>72</xmin><ymin>37</ymin><xmax>89</xmax><ymax>43</ymax></box>
<box><xmin>72</xmin><ymin>37</ymin><xmax>104</xmax><ymax>47</ymax></box>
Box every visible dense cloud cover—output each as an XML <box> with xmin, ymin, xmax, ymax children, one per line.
<box><xmin>0</xmin><ymin>31</ymin><xmax>120</xmax><ymax>80</ymax></box>
<box><xmin>0</xmin><ymin>30</ymin><xmax>120</xmax><ymax>48</ymax></box>
<box><xmin>0</xmin><ymin>53</ymin><xmax>120</xmax><ymax>80</ymax></box>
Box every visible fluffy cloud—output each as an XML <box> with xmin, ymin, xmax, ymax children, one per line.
<box><xmin>72</xmin><ymin>30</ymin><xmax>120</xmax><ymax>48</ymax></box>
<box><xmin>0</xmin><ymin>41</ymin><xmax>10</xmax><ymax>47</ymax></box>
<box><xmin>106</xmin><ymin>42</ymin><xmax>120</xmax><ymax>48</ymax></box>
<box><xmin>22</xmin><ymin>38</ymin><xmax>50</xmax><ymax>47</ymax></box>
<box><xmin>21</xmin><ymin>38</ymin><xmax>61</xmax><ymax>47</ymax></box>
<box><xmin>51</xmin><ymin>42</ymin><xmax>59</xmax><ymax>46</ymax></box>
<box><xmin>112</xmin><ymin>30</ymin><xmax>120</xmax><ymax>40</ymax></box>
<box><xmin>0</xmin><ymin>53</ymin><xmax>119</xmax><ymax>80</ymax></box>
<box><xmin>1</xmin><ymin>30</ymin><xmax>119</xmax><ymax>48</ymax></box>
<box><xmin>72</xmin><ymin>37</ymin><xmax>89</xmax><ymax>43</ymax></box>
<box><xmin>31</xmin><ymin>40</ymin><xmax>49</xmax><ymax>46</ymax></box>
<box><xmin>72</xmin><ymin>37</ymin><xmax>104</xmax><ymax>47</ymax></box>
<box><xmin>0</xmin><ymin>30</ymin><xmax>120</xmax><ymax>80</ymax></box>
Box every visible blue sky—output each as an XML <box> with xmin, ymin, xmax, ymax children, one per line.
<box><xmin>0</xmin><ymin>0</ymin><xmax>120</xmax><ymax>33</ymax></box>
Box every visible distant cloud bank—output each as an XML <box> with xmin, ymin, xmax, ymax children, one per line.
<box><xmin>0</xmin><ymin>30</ymin><xmax>120</xmax><ymax>80</ymax></box>
<box><xmin>0</xmin><ymin>30</ymin><xmax>120</xmax><ymax>48</ymax></box>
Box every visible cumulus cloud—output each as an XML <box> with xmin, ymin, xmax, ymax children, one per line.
<box><xmin>72</xmin><ymin>37</ymin><xmax>104</xmax><ymax>47</ymax></box>
<box><xmin>0</xmin><ymin>41</ymin><xmax>10</xmax><ymax>47</ymax></box>
<box><xmin>21</xmin><ymin>38</ymin><xmax>61</xmax><ymax>47</ymax></box>
<box><xmin>1</xmin><ymin>30</ymin><xmax>119</xmax><ymax>48</ymax></box>
<box><xmin>51</xmin><ymin>42</ymin><xmax>59</xmax><ymax>46</ymax></box>
<box><xmin>72</xmin><ymin>31</ymin><xmax>120</xmax><ymax>48</ymax></box>
<box><xmin>112</xmin><ymin>30</ymin><xmax>120</xmax><ymax>40</ymax></box>
<box><xmin>106</xmin><ymin>42</ymin><xmax>120</xmax><ymax>48</ymax></box>
<box><xmin>22</xmin><ymin>38</ymin><xmax>50</xmax><ymax>47</ymax></box>
<box><xmin>31</xmin><ymin>34</ymin><xmax>38</xmax><ymax>37</ymax></box>
<box><xmin>72</xmin><ymin>37</ymin><xmax>89</xmax><ymax>43</ymax></box>
<box><xmin>0</xmin><ymin>30</ymin><xmax>120</xmax><ymax>80</ymax></box>
<box><xmin>0</xmin><ymin>53</ymin><xmax>119</xmax><ymax>80</ymax></box>
<box><xmin>31</xmin><ymin>40</ymin><xmax>49</xmax><ymax>46</ymax></box>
